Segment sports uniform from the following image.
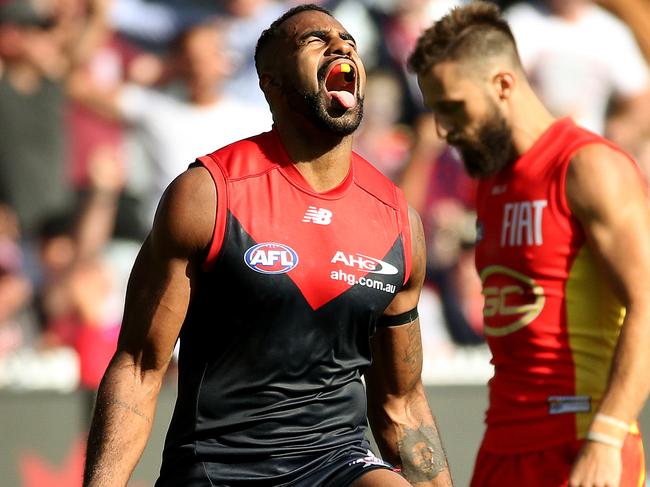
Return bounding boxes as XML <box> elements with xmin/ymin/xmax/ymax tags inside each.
<box><xmin>155</xmin><ymin>128</ymin><xmax>412</xmax><ymax>486</ymax></box>
<box><xmin>470</xmin><ymin>118</ymin><xmax>645</xmax><ymax>486</ymax></box>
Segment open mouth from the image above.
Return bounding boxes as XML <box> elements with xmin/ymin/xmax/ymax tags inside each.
<box><xmin>324</xmin><ymin>61</ymin><xmax>357</xmax><ymax>109</ymax></box>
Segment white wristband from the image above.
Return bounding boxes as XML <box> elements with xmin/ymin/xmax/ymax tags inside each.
<box><xmin>586</xmin><ymin>431</ymin><xmax>624</xmax><ymax>449</ymax></box>
<box><xmin>594</xmin><ymin>413</ymin><xmax>630</xmax><ymax>432</ymax></box>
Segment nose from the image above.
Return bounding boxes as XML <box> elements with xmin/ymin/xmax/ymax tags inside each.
<box><xmin>326</xmin><ymin>36</ymin><xmax>353</xmax><ymax>57</ymax></box>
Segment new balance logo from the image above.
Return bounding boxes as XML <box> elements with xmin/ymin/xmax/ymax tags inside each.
<box><xmin>302</xmin><ymin>206</ymin><xmax>333</xmax><ymax>225</ymax></box>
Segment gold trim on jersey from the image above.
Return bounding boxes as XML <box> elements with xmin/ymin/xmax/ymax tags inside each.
<box><xmin>566</xmin><ymin>245</ymin><xmax>625</xmax><ymax>437</ymax></box>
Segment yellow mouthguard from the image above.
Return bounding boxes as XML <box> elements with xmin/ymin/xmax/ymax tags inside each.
<box><xmin>340</xmin><ymin>63</ymin><xmax>351</xmax><ymax>73</ymax></box>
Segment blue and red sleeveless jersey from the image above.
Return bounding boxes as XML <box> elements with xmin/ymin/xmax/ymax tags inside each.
<box><xmin>158</xmin><ymin>128</ymin><xmax>412</xmax><ymax>483</ymax></box>
<box><xmin>475</xmin><ymin>118</ymin><xmax>639</xmax><ymax>453</ymax></box>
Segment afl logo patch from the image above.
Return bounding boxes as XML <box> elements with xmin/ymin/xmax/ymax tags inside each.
<box><xmin>244</xmin><ymin>243</ymin><xmax>299</xmax><ymax>274</ymax></box>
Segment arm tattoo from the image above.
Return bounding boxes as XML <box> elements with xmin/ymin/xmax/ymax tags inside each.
<box><xmin>398</xmin><ymin>423</ymin><xmax>448</xmax><ymax>482</ymax></box>
<box><xmin>106</xmin><ymin>398</ymin><xmax>152</xmax><ymax>423</ymax></box>
<box><xmin>402</xmin><ymin>322</ymin><xmax>423</xmax><ymax>376</ymax></box>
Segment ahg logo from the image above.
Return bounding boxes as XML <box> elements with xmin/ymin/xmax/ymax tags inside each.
<box><xmin>331</xmin><ymin>251</ymin><xmax>398</xmax><ymax>275</ymax></box>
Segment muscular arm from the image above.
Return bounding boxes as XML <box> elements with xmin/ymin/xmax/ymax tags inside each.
<box><xmin>83</xmin><ymin>167</ymin><xmax>215</xmax><ymax>487</ymax></box>
<box><xmin>566</xmin><ymin>145</ymin><xmax>650</xmax><ymax>486</ymax></box>
<box><xmin>365</xmin><ymin>207</ymin><xmax>453</xmax><ymax>486</ymax></box>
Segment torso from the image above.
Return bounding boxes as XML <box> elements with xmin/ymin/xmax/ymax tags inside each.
<box><xmin>475</xmin><ymin>118</ymin><xmax>630</xmax><ymax>453</ymax></box>
<box><xmin>158</xmin><ymin>129</ymin><xmax>412</xmax><ymax>483</ymax></box>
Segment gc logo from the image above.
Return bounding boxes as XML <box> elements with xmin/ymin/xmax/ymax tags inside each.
<box><xmin>480</xmin><ymin>265</ymin><xmax>545</xmax><ymax>337</ymax></box>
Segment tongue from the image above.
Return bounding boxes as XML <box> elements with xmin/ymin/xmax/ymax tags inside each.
<box><xmin>329</xmin><ymin>90</ymin><xmax>356</xmax><ymax>109</ymax></box>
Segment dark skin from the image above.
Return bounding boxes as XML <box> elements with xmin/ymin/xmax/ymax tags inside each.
<box><xmin>83</xmin><ymin>10</ymin><xmax>452</xmax><ymax>487</ymax></box>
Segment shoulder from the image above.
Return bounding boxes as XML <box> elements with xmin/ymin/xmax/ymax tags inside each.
<box><xmin>352</xmin><ymin>152</ymin><xmax>402</xmax><ymax>209</ymax></box>
<box><xmin>569</xmin><ymin>143</ymin><xmax>637</xmax><ymax>178</ymax></box>
<box><xmin>566</xmin><ymin>143</ymin><xmax>644</xmax><ymax>217</ymax></box>
<box><xmin>151</xmin><ymin>165</ymin><xmax>215</xmax><ymax>257</ymax></box>
<box><xmin>205</xmin><ymin>130</ymin><xmax>278</xmax><ymax>180</ymax></box>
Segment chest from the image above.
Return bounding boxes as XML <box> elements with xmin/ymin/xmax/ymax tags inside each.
<box><xmin>218</xmin><ymin>174</ymin><xmax>405</xmax><ymax>312</ymax></box>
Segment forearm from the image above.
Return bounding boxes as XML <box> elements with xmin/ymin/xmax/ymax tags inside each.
<box><xmin>84</xmin><ymin>352</ymin><xmax>163</xmax><ymax>487</ymax></box>
<box><xmin>75</xmin><ymin>189</ymin><xmax>119</xmax><ymax>261</ymax></box>
<box><xmin>369</xmin><ymin>384</ymin><xmax>453</xmax><ymax>486</ymax></box>
<box><xmin>596</xmin><ymin>308</ymin><xmax>650</xmax><ymax>423</ymax></box>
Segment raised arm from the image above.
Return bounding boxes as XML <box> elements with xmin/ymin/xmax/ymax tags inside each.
<box><xmin>566</xmin><ymin>145</ymin><xmax>650</xmax><ymax>487</ymax></box>
<box><xmin>83</xmin><ymin>166</ymin><xmax>215</xmax><ymax>487</ymax></box>
<box><xmin>365</xmin><ymin>207</ymin><xmax>453</xmax><ymax>486</ymax></box>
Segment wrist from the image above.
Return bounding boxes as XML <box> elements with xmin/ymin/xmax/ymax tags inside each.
<box><xmin>585</xmin><ymin>430</ymin><xmax>624</xmax><ymax>449</ymax></box>
<box><xmin>586</xmin><ymin>412</ymin><xmax>632</xmax><ymax>450</ymax></box>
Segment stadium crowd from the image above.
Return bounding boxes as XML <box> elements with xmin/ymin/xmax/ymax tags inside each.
<box><xmin>0</xmin><ymin>0</ymin><xmax>649</xmax><ymax>391</ymax></box>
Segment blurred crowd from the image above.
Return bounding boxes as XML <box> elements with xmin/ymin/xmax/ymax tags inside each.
<box><xmin>1</xmin><ymin>0</ymin><xmax>649</xmax><ymax>390</ymax></box>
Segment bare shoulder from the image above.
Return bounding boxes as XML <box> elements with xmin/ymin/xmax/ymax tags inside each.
<box><xmin>408</xmin><ymin>205</ymin><xmax>424</xmax><ymax>235</ymax></box>
<box><xmin>407</xmin><ymin>206</ymin><xmax>426</xmax><ymax>280</ymax></box>
<box><xmin>566</xmin><ymin>143</ymin><xmax>645</xmax><ymax>218</ymax></box>
<box><xmin>151</xmin><ymin>165</ymin><xmax>216</xmax><ymax>257</ymax></box>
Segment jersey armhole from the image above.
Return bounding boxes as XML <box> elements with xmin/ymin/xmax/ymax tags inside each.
<box><xmin>197</xmin><ymin>155</ymin><xmax>228</xmax><ymax>271</ymax></box>
<box><xmin>396</xmin><ymin>187</ymin><xmax>412</xmax><ymax>286</ymax></box>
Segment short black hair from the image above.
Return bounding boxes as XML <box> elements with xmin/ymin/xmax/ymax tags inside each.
<box><xmin>254</xmin><ymin>4</ymin><xmax>333</xmax><ymax>77</ymax></box>
<box><xmin>408</xmin><ymin>1</ymin><xmax>522</xmax><ymax>76</ymax></box>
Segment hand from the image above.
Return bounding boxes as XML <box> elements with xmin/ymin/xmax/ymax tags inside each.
<box><xmin>87</xmin><ymin>145</ymin><xmax>125</xmax><ymax>193</ymax></box>
<box><xmin>569</xmin><ymin>440</ymin><xmax>621</xmax><ymax>487</ymax></box>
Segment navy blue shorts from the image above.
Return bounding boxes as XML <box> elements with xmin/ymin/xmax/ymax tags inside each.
<box><xmin>155</xmin><ymin>446</ymin><xmax>396</xmax><ymax>487</ymax></box>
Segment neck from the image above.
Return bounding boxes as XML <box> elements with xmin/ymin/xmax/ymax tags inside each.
<box><xmin>274</xmin><ymin>116</ymin><xmax>354</xmax><ymax>193</ymax></box>
<box><xmin>509</xmin><ymin>85</ymin><xmax>556</xmax><ymax>157</ymax></box>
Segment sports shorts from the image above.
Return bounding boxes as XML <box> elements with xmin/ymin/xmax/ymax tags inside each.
<box><xmin>155</xmin><ymin>446</ymin><xmax>397</xmax><ymax>487</ymax></box>
<box><xmin>470</xmin><ymin>430</ymin><xmax>645</xmax><ymax>487</ymax></box>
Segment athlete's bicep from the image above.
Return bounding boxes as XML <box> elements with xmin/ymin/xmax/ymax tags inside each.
<box><xmin>384</xmin><ymin>206</ymin><xmax>426</xmax><ymax>316</ymax></box>
<box><xmin>566</xmin><ymin>145</ymin><xmax>650</xmax><ymax>306</ymax></box>
<box><xmin>367</xmin><ymin>207</ymin><xmax>426</xmax><ymax>396</ymax></box>
<box><xmin>116</xmin><ymin>167</ymin><xmax>216</xmax><ymax>375</ymax></box>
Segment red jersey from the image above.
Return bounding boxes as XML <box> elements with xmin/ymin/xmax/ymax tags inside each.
<box><xmin>157</xmin><ymin>128</ymin><xmax>412</xmax><ymax>484</ymax></box>
<box><xmin>475</xmin><ymin>118</ymin><xmax>636</xmax><ymax>453</ymax></box>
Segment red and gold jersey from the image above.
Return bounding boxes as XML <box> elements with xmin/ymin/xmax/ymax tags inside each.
<box><xmin>475</xmin><ymin>118</ymin><xmax>637</xmax><ymax>453</ymax></box>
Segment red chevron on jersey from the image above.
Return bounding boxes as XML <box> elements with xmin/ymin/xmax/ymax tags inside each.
<box><xmin>198</xmin><ymin>128</ymin><xmax>411</xmax><ymax>311</ymax></box>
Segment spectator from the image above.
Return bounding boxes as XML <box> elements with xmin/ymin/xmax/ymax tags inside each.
<box><xmin>38</xmin><ymin>150</ymin><xmax>124</xmax><ymax>390</ymax></box>
<box><xmin>400</xmin><ymin>115</ymin><xmax>483</xmax><ymax>345</ymax></box>
<box><xmin>596</xmin><ymin>0</ymin><xmax>650</xmax><ymax>63</ymax></box>
<box><xmin>353</xmin><ymin>69</ymin><xmax>412</xmax><ymax>181</ymax></box>
<box><xmin>68</xmin><ymin>20</ymin><xmax>272</xmax><ymax>224</ymax></box>
<box><xmin>217</xmin><ymin>0</ymin><xmax>286</xmax><ymax>108</ymax></box>
<box><xmin>0</xmin><ymin>2</ymin><xmax>72</xmax><ymax>238</ymax></box>
<box><xmin>0</xmin><ymin>205</ymin><xmax>37</xmax><ymax>357</ymax></box>
<box><xmin>380</xmin><ymin>0</ymin><xmax>467</xmax><ymax>122</ymax></box>
<box><xmin>505</xmin><ymin>0</ymin><xmax>650</xmax><ymax>149</ymax></box>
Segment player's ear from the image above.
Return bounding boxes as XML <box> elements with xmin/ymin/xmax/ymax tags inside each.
<box><xmin>492</xmin><ymin>70</ymin><xmax>516</xmax><ymax>101</ymax></box>
<box><xmin>259</xmin><ymin>72</ymin><xmax>280</xmax><ymax>95</ymax></box>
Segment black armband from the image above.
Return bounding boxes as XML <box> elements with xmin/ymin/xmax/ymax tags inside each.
<box><xmin>377</xmin><ymin>307</ymin><xmax>419</xmax><ymax>328</ymax></box>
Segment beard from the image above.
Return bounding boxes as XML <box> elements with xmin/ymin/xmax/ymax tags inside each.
<box><xmin>451</xmin><ymin>108</ymin><xmax>515</xmax><ymax>179</ymax></box>
<box><xmin>283</xmin><ymin>67</ymin><xmax>364</xmax><ymax>136</ymax></box>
